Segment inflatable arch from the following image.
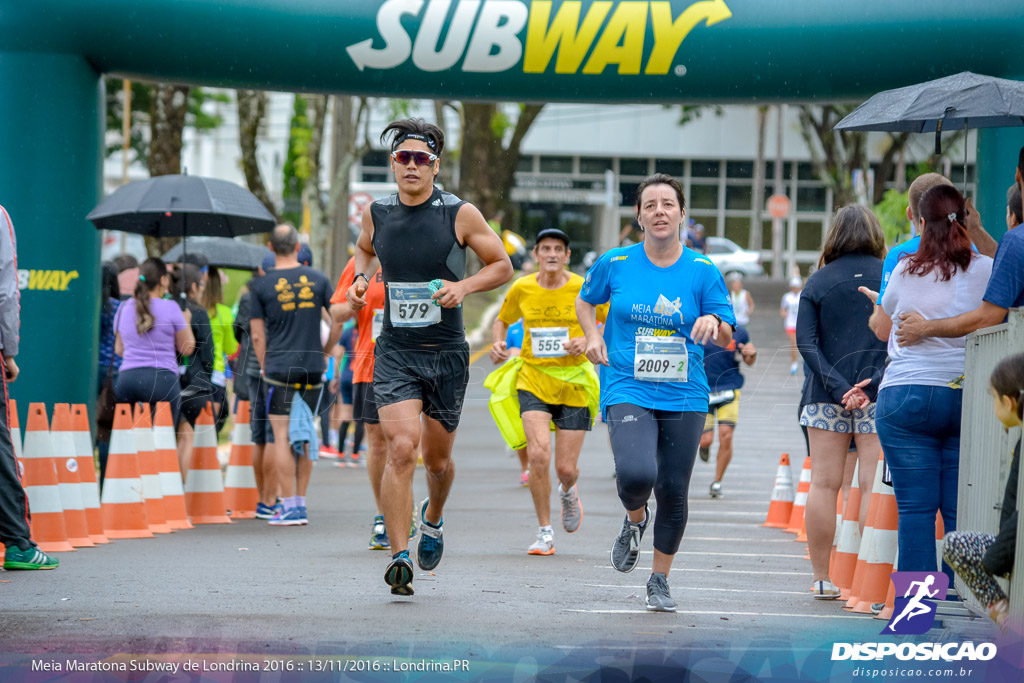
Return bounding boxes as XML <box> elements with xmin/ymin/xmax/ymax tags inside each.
<box><xmin>1</xmin><ymin>0</ymin><xmax>1022</xmax><ymax>406</ymax></box>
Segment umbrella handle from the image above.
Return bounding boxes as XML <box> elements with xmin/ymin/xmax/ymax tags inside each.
<box><xmin>934</xmin><ymin>119</ymin><xmax>943</xmax><ymax>156</ymax></box>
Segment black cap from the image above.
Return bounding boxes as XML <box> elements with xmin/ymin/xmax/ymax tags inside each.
<box><xmin>534</xmin><ymin>228</ymin><xmax>570</xmax><ymax>247</ymax></box>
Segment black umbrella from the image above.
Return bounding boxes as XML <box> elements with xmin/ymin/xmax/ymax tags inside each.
<box><xmin>87</xmin><ymin>174</ymin><xmax>276</xmax><ymax>238</ymax></box>
<box><xmin>834</xmin><ymin>72</ymin><xmax>1024</xmax><ymax>182</ymax></box>
<box><xmin>161</xmin><ymin>237</ymin><xmax>269</xmax><ymax>271</ymax></box>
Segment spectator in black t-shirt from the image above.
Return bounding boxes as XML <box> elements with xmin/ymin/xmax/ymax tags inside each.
<box><xmin>249</xmin><ymin>225</ymin><xmax>336</xmax><ymax>526</ymax></box>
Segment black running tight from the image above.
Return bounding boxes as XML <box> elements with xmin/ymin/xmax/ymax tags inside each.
<box><xmin>606</xmin><ymin>404</ymin><xmax>705</xmax><ymax>555</ymax></box>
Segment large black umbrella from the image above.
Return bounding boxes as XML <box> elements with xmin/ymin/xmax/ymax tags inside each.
<box><xmin>87</xmin><ymin>174</ymin><xmax>276</xmax><ymax>237</ymax></box>
<box><xmin>161</xmin><ymin>237</ymin><xmax>269</xmax><ymax>271</ymax></box>
<box><xmin>835</xmin><ymin>72</ymin><xmax>1024</xmax><ymax>163</ymax></box>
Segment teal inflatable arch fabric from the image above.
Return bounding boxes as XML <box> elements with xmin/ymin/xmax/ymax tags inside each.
<box><xmin>1</xmin><ymin>0</ymin><xmax>1023</xmax><ymax>411</ymax></box>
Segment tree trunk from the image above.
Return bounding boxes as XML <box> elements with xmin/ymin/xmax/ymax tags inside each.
<box><xmin>750</xmin><ymin>106</ymin><xmax>768</xmax><ymax>252</ymax></box>
<box><xmin>327</xmin><ymin>96</ymin><xmax>371</xmax><ymax>277</ymax></box>
<box><xmin>303</xmin><ymin>95</ymin><xmax>329</xmax><ymax>270</ymax></box>
<box><xmin>146</xmin><ymin>83</ymin><xmax>190</xmax><ymax>257</ymax></box>
<box><xmin>237</xmin><ymin>89</ymin><xmax>280</xmax><ymax>221</ymax></box>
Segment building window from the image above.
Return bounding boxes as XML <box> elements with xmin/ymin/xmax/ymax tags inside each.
<box><xmin>620</xmin><ymin>181</ymin><xmax>641</xmax><ymax>207</ymax></box>
<box><xmin>517</xmin><ymin>155</ymin><xmax>534</xmax><ymax>173</ymax></box>
<box><xmin>725</xmin><ymin>185</ymin><xmax>753</xmax><ymax>210</ymax></box>
<box><xmin>653</xmin><ymin>159</ymin><xmax>684</xmax><ymax>177</ymax></box>
<box><xmin>539</xmin><ymin>156</ymin><xmax>573</xmax><ymax>174</ymax></box>
<box><xmin>579</xmin><ymin>157</ymin><xmax>613</xmax><ymax>175</ymax></box>
<box><xmin>797</xmin><ymin>162</ymin><xmax>818</xmax><ymax>181</ymax></box>
<box><xmin>619</xmin><ymin>158</ymin><xmax>649</xmax><ymax>177</ymax></box>
<box><xmin>691</xmin><ymin>160</ymin><xmax>720</xmax><ymax>178</ymax></box>
<box><xmin>726</xmin><ymin>161</ymin><xmax>754</xmax><ymax>179</ymax></box>
<box><xmin>796</xmin><ymin>185</ymin><xmax>828</xmax><ymax>212</ymax></box>
<box><xmin>689</xmin><ymin>183</ymin><xmax>719</xmax><ymax>210</ymax></box>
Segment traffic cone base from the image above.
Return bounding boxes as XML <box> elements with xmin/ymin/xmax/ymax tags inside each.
<box><xmin>23</xmin><ymin>403</ymin><xmax>73</xmax><ymax>552</ymax></box>
<box><xmin>224</xmin><ymin>402</ymin><xmax>258</xmax><ymax>519</ymax></box>
<box><xmin>763</xmin><ymin>453</ymin><xmax>794</xmax><ymax>528</ymax></box>
<box><xmin>184</xmin><ymin>406</ymin><xmax>232</xmax><ymax>525</ymax></box>
<box><xmin>153</xmin><ymin>402</ymin><xmax>193</xmax><ymax>530</ymax></box>
<box><xmin>101</xmin><ymin>404</ymin><xmax>153</xmax><ymax>539</ymax></box>
<box><xmin>71</xmin><ymin>404</ymin><xmax>109</xmax><ymax>544</ymax></box>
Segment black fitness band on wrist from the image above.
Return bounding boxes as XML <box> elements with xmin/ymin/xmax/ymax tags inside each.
<box><xmin>353</xmin><ymin>272</ymin><xmax>369</xmax><ymax>285</ymax></box>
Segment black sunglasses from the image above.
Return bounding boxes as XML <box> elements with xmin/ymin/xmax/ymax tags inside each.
<box><xmin>391</xmin><ymin>149</ymin><xmax>438</xmax><ymax>166</ymax></box>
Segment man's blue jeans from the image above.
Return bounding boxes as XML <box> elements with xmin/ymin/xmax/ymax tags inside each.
<box><xmin>876</xmin><ymin>384</ymin><xmax>962</xmax><ymax>581</ymax></box>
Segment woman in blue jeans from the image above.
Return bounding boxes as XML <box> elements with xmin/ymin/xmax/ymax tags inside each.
<box><xmin>875</xmin><ymin>184</ymin><xmax>994</xmax><ymax>579</ymax></box>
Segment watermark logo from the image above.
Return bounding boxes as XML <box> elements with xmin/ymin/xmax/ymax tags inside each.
<box><xmin>882</xmin><ymin>571</ymin><xmax>948</xmax><ymax>635</ymax></box>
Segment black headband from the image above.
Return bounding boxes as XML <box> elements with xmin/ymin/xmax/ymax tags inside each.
<box><xmin>393</xmin><ymin>132</ymin><xmax>438</xmax><ymax>153</ymax></box>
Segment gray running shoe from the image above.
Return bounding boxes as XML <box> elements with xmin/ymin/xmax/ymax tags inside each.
<box><xmin>710</xmin><ymin>481</ymin><xmax>723</xmax><ymax>498</ymax></box>
<box><xmin>698</xmin><ymin>445</ymin><xmax>710</xmax><ymax>462</ymax></box>
<box><xmin>559</xmin><ymin>483</ymin><xmax>582</xmax><ymax>533</ymax></box>
<box><xmin>527</xmin><ymin>530</ymin><xmax>555</xmax><ymax>556</ymax></box>
<box><xmin>646</xmin><ymin>572</ymin><xmax>676</xmax><ymax>612</ymax></box>
<box><xmin>610</xmin><ymin>505</ymin><xmax>648</xmax><ymax>573</ymax></box>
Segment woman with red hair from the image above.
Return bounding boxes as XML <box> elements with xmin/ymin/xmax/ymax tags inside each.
<box><xmin>875</xmin><ymin>184</ymin><xmax>994</xmax><ymax>580</ymax></box>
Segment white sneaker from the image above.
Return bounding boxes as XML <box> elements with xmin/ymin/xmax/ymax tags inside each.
<box><xmin>790</xmin><ymin>362</ymin><xmax>799</xmax><ymax>375</ymax></box>
<box><xmin>527</xmin><ymin>530</ymin><xmax>555</xmax><ymax>556</ymax></box>
<box><xmin>559</xmin><ymin>484</ymin><xmax>582</xmax><ymax>533</ymax></box>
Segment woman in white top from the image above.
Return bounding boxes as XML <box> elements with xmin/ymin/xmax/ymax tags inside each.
<box><xmin>727</xmin><ymin>272</ymin><xmax>754</xmax><ymax>327</ymax></box>
<box><xmin>780</xmin><ymin>277</ymin><xmax>802</xmax><ymax>374</ymax></box>
<box><xmin>872</xmin><ymin>184</ymin><xmax>993</xmax><ymax>579</ymax></box>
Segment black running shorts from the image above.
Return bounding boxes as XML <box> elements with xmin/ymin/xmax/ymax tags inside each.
<box><xmin>517</xmin><ymin>390</ymin><xmax>591</xmax><ymax>432</ymax></box>
<box><xmin>353</xmin><ymin>381</ymin><xmax>380</xmax><ymax>424</ymax></box>
<box><xmin>265</xmin><ymin>381</ymin><xmax>323</xmax><ymax>417</ymax></box>
<box><xmin>373</xmin><ymin>336</ymin><xmax>470</xmax><ymax>433</ymax></box>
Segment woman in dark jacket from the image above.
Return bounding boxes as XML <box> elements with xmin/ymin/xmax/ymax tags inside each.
<box><xmin>171</xmin><ymin>263</ymin><xmax>214</xmax><ymax>476</ymax></box>
<box><xmin>942</xmin><ymin>352</ymin><xmax>1021</xmax><ymax>632</ymax></box>
<box><xmin>797</xmin><ymin>205</ymin><xmax>888</xmax><ymax>599</ymax></box>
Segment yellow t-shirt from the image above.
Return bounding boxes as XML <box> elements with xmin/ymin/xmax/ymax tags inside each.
<box><xmin>498</xmin><ymin>272</ymin><xmax>606</xmax><ymax>407</ymax></box>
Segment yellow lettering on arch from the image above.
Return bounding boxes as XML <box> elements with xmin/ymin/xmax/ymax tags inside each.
<box><xmin>28</xmin><ymin>270</ymin><xmax>48</xmax><ymax>290</ymax></box>
<box><xmin>645</xmin><ymin>0</ymin><xmax>732</xmax><ymax>75</ymax></box>
<box><xmin>582</xmin><ymin>2</ymin><xmax>647</xmax><ymax>75</ymax></box>
<box><xmin>59</xmin><ymin>270</ymin><xmax>79</xmax><ymax>291</ymax></box>
<box><xmin>524</xmin><ymin>1</ymin><xmax>612</xmax><ymax>74</ymax></box>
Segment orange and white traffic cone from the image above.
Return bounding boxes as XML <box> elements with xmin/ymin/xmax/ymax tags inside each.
<box><xmin>50</xmin><ymin>404</ymin><xmax>93</xmax><ymax>547</ymax></box>
<box><xmin>763</xmin><ymin>453</ymin><xmax>794</xmax><ymax>528</ymax></box>
<box><xmin>834</xmin><ymin>462</ymin><xmax>862</xmax><ymax>599</ymax></box>
<box><xmin>101</xmin><ymin>404</ymin><xmax>152</xmax><ymax>539</ymax></box>
<box><xmin>22</xmin><ymin>403</ymin><xmax>72</xmax><ymax>552</ymax></box>
<box><xmin>134</xmin><ymin>404</ymin><xmax>170</xmax><ymax>534</ymax></box>
<box><xmin>224</xmin><ymin>401</ymin><xmax>258</xmax><ymax>519</ymax></box>
<box><xmin>153</xmin><ymin>402</ymin><xmax>192</xmax><ymax>530</ymax></box>
<box><xmin>71</xmin><ymin>404</ymin><xmax>108</xmax><ymax>544</ymax></box>
<box><xmin>845</xmin><ymin>452</ymin><xmax>897</xmax><ymax>613</ymax></box>
<box><xmin>785</xmin><ymin>456</ymin><xmax>811</xmax><ymax>535</ymax></box>
<box><xmin>184</xmin><ymin>405</ymin><xmax>232</xmax><ymax>524</ymax></box>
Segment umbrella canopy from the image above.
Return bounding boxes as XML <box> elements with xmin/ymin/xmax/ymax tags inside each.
<box><xmin>161</xmin><ymin>236</ymin><xmax>270</xmax><ymax>271</ymax></box>
<box><xmin>835</xmin><ymin>71</ymin><xmax>1024</xmax><ymax>136</ymax></box>
<box><xmin>87</xmin><ymin>174</ymin><xmax>275</xmax><ymax>237</ymax></box>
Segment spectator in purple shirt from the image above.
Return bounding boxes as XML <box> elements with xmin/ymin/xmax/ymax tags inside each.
<box><xmin>114</xmin><ymin>258</ymin><xmax>195</xmax><ymax>432</ymax></box>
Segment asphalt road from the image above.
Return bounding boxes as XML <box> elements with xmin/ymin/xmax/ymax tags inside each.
<box><xmin>0</xmin><ymin>280</ymin><xmax>981</xmax><ymax>680</ymax></box>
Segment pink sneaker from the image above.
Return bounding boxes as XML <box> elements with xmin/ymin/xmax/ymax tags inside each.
<box><xmin>520</xmin><ymin>470</ymin><xmax>530</xmax><ymax>487</ymax></box>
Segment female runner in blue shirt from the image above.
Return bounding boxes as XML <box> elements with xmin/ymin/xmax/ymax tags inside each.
<box><xmin>577</xmin><ymin>173</ymin><xmax>736</xmax><ymax>612</ymax></box>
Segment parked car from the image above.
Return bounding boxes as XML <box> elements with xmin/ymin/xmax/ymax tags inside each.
<box><xmin>704</xmin><ymin>236</ymin><xmax>764</xmax><ymax>278</ymax></box>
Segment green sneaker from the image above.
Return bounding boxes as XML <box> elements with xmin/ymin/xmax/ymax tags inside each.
<box><xmin>4</xmin><ymin>545</ymin><xmax>59</xmax><ymax>570</ymax></box>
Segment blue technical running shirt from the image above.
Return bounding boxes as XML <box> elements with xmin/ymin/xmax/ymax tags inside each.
<box><xmin>580</xmin><ymin>242</ymin><xmax>736</xmax><ymax>412</ymax></box>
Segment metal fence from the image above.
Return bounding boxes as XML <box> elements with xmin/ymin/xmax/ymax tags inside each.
<box><xmin>958</xmin><ymin>308</ymin><xmax>1023</xmax><ymax>625</ymax></box>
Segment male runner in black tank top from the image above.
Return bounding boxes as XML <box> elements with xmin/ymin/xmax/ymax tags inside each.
<box><xmin>346</xmin><ymin>119</ymin><xmax>512</xmax><ymax>596</ymax></box>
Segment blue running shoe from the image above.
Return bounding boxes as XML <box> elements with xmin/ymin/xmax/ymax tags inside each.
<box><xmin>268</xmin><ymin>507</ymin><xmax>305</xmax><ymax>526</ymax></box>
<box><xmin>385</xmin><ymin>550</ymin><xmax>414</xmax><ymax>595</ymax></box>
<box><xmin>369</xmin><ymin>515</ymin><xmax>390</xmax><ymax>550</ymax></box>
<box><xmin>296</xmin><ymin>507</ymin><xmax>309</xmax><ymax>525</ymax></box>
<box><xmin>255</xmin><ymin>501</ymin><xmax>282</xmax><ymax>520</ymax></box>
<box><xmin>416</xmin><ymin>497</ymin><xmax>444</xmax><ymax>571</ymax></box>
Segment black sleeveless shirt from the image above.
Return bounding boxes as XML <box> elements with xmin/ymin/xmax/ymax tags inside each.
<box><xmin>371</xmin><ymin>187</ymin><xmax>467</xmax><ymax>345</ymax></box>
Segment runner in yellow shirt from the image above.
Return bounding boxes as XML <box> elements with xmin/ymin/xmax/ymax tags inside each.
<box><xmin>490</xmin><ymin>228</ymin><xmax>604</xmax><ymax>555</ymax></box>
